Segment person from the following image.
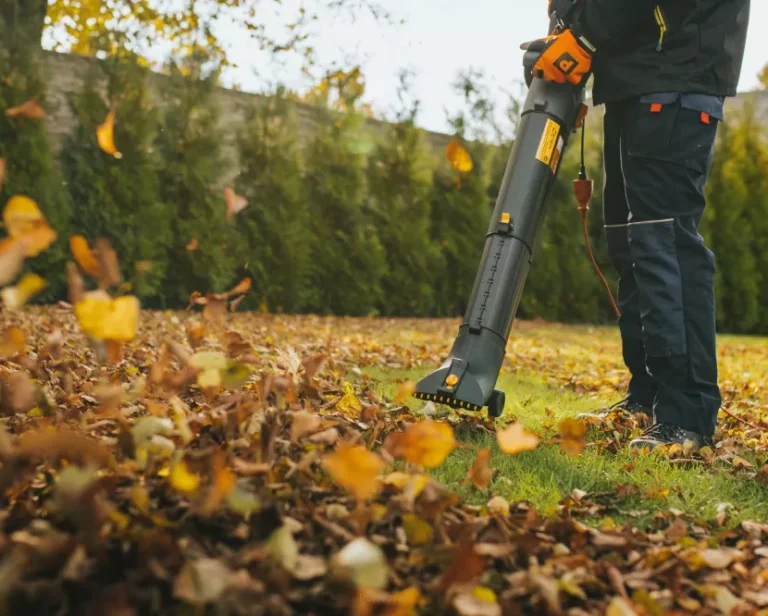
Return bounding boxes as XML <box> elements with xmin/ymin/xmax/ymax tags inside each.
<box><xmin>523</xmin><ymin>0</ymin><xmax>751</xmax><ymax>449</ymax></box>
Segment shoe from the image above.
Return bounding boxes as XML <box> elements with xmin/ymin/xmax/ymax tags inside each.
<box><xmin>577</xmin><ymin>397</ymin><xmax>652</xmax><ymax>423</ymax></box>
<box><xmin>630</xmin><ymin>422</ymin><xmax>710</xmax><ymax>450</ymax></box>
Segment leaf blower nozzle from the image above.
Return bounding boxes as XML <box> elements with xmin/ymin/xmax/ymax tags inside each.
<box><xmin>415</xmin><ymin>77</ymin><xmax>587</xmax><ymax>418</ymax></box>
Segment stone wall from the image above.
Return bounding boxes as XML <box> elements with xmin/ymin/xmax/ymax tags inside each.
<box><xmin>41</xmin><ymin>51</ymin><xmax>455</xmax><ymax>177</ymax></box>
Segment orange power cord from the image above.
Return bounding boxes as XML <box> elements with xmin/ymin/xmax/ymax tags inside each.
<box><xmin>574</xmin><ymin>120</ymin><xmax>622</xmax><ymax>320</ymax></box>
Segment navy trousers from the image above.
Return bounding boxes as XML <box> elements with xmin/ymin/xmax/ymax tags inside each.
<box><xmin>603</xmin><ymin>97</ymin><xmax>721</xmax><ymax>436</ymax></box>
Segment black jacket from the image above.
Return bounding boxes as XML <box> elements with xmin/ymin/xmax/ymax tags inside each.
<box><xmin>568</xmin><ymin>0</ymin><xmax>751</xmax><ymax>105</ymax></box>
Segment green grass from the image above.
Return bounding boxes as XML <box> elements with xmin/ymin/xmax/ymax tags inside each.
<box><xmin>364</xmin><ymin>367</ymin><xmax>768</xmax><ymax>527</ymax></box>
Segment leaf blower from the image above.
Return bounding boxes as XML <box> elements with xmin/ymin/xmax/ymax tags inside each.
<box><xmin>414</xmin><ymin>11</ymin><xmax>608</xmax><ymax>418</ymax></box>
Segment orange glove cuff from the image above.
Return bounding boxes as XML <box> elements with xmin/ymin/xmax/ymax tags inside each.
<box><xmin>534</xmin><ymin>30</ymin><xmax>592</xmax><ymax>85</ymax></box>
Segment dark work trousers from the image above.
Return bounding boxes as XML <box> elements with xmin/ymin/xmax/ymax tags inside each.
<box><xmin>602</xmin><ymin>98</ymin><xmax>721</xmax><ymax>436</ymax></box>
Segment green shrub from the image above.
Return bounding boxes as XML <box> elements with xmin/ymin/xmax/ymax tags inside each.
<box><xmin>235</xmin><ymin>88</ymin><xmax>310</xmax><ymax>313</ymax></box>
<box><xmin>60</xmin><ymin>58</ymin><xmax>171</xmax><ymax>303</ymax></box>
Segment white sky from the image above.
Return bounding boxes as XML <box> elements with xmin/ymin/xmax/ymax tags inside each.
<box><xmin>222</xmin><ymin>0</ymin><xmax>766</xmax><ymax>134</ymax></box>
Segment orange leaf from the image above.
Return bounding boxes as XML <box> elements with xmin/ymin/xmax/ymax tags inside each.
<box><xmin>227</xmin><ymin>277</ymin><xmax>252</xmax><ymax>297</ymax></box>
<box><xmin>5</xmin><ymin>99</ymin><xmax>45</xmax><ymax>120</ymax></box>
<box><xmin>497</xmin><ymin>423</ymin><xmax>540</xmax><ymax>455</ymax></box>
<box><xmin>439</xmin><ymin>539</ymin><xmax>484</xmax><ymax>591</ymax></box>
<box><xmin>445</xmin><ymin>139</ymin><xmax>473</xmax><ymax>173</ymax></box>
<box><xmin>96</xmin><ymin>109</ymin><xmax>122</xmax><ymax>158</ymax></box>
<box><xmin>69</xmin><ymin>235</ymin><xmax>101</xmax><ymax>277</ymax></box>
<box><xmin>466</xmin><ymin>448</ymin><xmax>493</xmax><ymax>489</ymax></box>
<box><xmin>186</xmin><ymin>238</ymin><xmax>199</xmax><ymax>251</ymax></box>
<box><xmin>559</xmin><ymin>417</ymin><xmax>587</xmax><ymax>456</ymax></box>
<box><xmin>389</xmin><ymin>420</ymin><xmax>456</xmax><ymax>468</ymax></box>
<box><xmin>322</xmin><ymin>444</ymin><xmax>385</xmax><ymax>501</ymax></box>
<box><xmin>0</xmin><ymin>238</ymin><xmax>26</xmax><ymax>286</ymax></box>
<box><xmin>2</xmin><ymin>196</ymin><xmax>56</xmax><ymax>257</ymax></box>
<box><xmin>0</xmin><ymin>158</ymin><xmax>6</xmax><ymax>193</ymax></box>
<box><xmin>224</xmin><ymin>187</ymin><xmax>248</xmax><ymax>221</ymax></box>
<box><xmin>394</xmin><ymin>380</ymin><xmax>416</xmax><ymax>404</ymax></box>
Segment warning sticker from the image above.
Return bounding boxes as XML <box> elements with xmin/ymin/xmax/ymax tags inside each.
<box><xmin>535</xmin><ymin>119</ymin><xmax>561</xmax><ymax>168</ymax></box>
<box><xmin>550</xmin><ymin>135</ymin><xmax>565</xmax><ymax>172</ymax></box>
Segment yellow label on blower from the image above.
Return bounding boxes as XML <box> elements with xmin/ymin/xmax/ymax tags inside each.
<box><xmin>535</xmin><ymin>119</ymin><xmax>561</xmax><ymax>168</ymax></box>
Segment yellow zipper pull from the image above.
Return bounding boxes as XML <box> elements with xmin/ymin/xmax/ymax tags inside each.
<box><xmin>654</xmin><ymin>5</ymin><xmax>667</xmax><ymax>51</ymax></box>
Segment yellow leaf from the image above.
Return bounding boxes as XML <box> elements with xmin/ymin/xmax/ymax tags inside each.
<box><xmin>0</xmin><ymin>327</ymin><xmax>25</xmax><ymax>357</ymax></box>
<box><xmin>197</xmin><ymin>368</ymin><xmax>222</xmax><ymax>389</ymax></box>
<box><xmin>170</xmin><ymin>460</ymin><xmax>201</xmax><ymax>494</ymax></box>
<box><xmin>402</xmin><ymin>514</ymin><xmax>433</xmax><ymax>546</ymax></box>
<box><xmin>97</xmin><ymin>109</ymin><xmax>123</xmax><ymax>159</ymax></box>
<box><xmin>445</xmin><ymin>139</ymin><xmax>473</xmax><ymax>173</ymax></box>
<box><xmin>131</xmin><ymin>483</ymin><xmax>150</xmax><ymax>513</ymax></box>
<box><xmin>190</xmin><ymin>351</ymin><xmax>228</xmax><ymax>370</ymax></box>
<box><xmin>336</xmin><ymin>382</ymin><xmax>363</xmax><ymax>417</ymax></box>
<box><xmin>2</xmin><ymin>197</ymin><xmax>57</xmax><ymax>258</ymax></box>
<box><xmin>1</xmin><ymin>273</ymin><xmax>46</xmax><ymax>309</ymax></box>
<box><xmin>322</xmin><ymin>444</ymin><xmax>384</xmax><ymax>501</ymax></box>
<box><xmin>559</xmin><ymin>417</ymin><xmax>587</xmax><ymax>456</ymax></box>
<box><xmin>74</xmin><ymin>293</ymin><xmax>140</xmax><ymax>342</ymax></box>
<box><xmin>497</xmin><ymin>423</ymin><xmax>540</xmax><ymax>455</ymax></box>
<box><xmin>606</xmin><ymin>597</ymin><xmax>637</xmax><ymax>616</ymax></box>
<box><xmin>394</xmin><ymin>380</ymin><xmax>416</xmax><ymax>404</ymax></box>
<box><xmin>69</xmin><ymin>235</ymin><xmax>101</xmax><ymax>276</ymax></box>
<box><xmin>5</xmin><ymin>99</ymin><xmax>45</xmax><ymax>120</ymax></box>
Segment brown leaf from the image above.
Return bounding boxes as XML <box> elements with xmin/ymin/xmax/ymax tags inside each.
<box><xmin>224</xmin><ymin>187</ymin><xmax>248</xmax><ymax>221</ymax></box>
<box><xmin>466</xmin><ymin>448</ymin><xmax>493</xmax><ymax>489</ymax></box>
<box><xmin>559</xmin><ymin>417</ymin><xmax>587</xmax><ymax>456</ymax></box>
<box><xmin>94</xmin><ymin>238</ymin><xmax>122</xmax><ymax>288</ymax></box>
<box><xmin>6</xmin><ymin>99</ymin><xmax>45</xmax><ymax>120</ymax></box>
<box><xmin>291</xmin><ymin>411</ymin><xmax>322</xmax><ymax>441</ymax></box>
<box><xmin>0</xmin><ymin>158</ymin><xmax>6</xmax><ymax>192</ymax></box>
<box><xmin>67</xmin><ymin>261</ymin><xmax>85</xmax><ymax>304</ymax></box>
<box><xmin>0</xmin><ymin>238</ymin><xmax>26</xmax><ymax>286</ymax></box>
<box><xmin>1</xmin><ymin>371</ymin><xmax>37</xmax><ymax>414</ymax></box>
<box><xmin>439</xmin><ymin>539</ymin><xmax>484</xmax><ymax>591</ymax></box>
<box><xmin>15</xmin><ymin>427</ymin><xmax>114</xmax><ymax>467</ymax></box>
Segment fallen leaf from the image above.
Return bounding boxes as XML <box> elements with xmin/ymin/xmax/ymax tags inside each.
<box><xmin>291</xmin><ymin>411</ymin><xmax>322</xmax><ymax>440</ymax></box>
<box><xmin>487</xmin><ymin>495</ymin><xmax>510</xmax><ymax>516</ymax></box>
<box><xmin>446</xmin><ymin>139</ymin><xmax>473</xmax><ymax>173</ymax></box>
<box><xmin>169</xmin><ymin>459</ymin><xmax>201</xmax><ymax>495</ymax></box>
<box><xmin>439</xmin><ymin>540</ymin><xmax>484</xmax><ymax>590</ymax></box>
<box><xmin>402</xmin><ymin>514</ymin><xmax>433</xmax><ymax>546</ymax></box>
<box><xmin>336</xmin><ymin>382</ymin><xmax>363</xmax><ymax>417</ymax></box>
<box><xmin>606</xmin><ymin>597</ymin><xmax>637</xmax><ymax>616</ymax></box>
<box><xmin>1</xmin><ymin>273</ymin><xmax>46</xmax><ymax>309</ymax></box>
<box><xmin>331</xmin><ymin>538</ymin><xmax>388</xmax><ymax>590</ymax></box>
<box><xmin>69</xmin><ymin>235</ymin><xmax>101</xmax><ymax>277</ymax></box>
<box><xmin>2</xmin><ymin>371</ymin><xmax>37</xmax><ymax>413</ymax></box>
<box><xmin>224</xmin><ymin>187</ymin><xmax>248</xmax><ymax>221</ymax></box>
<box><xmin>0</xmin><ymin>327</ymin><xmax>25</xmax><ymax>358</ymax></box>
<box><xmin>96</xmin><ymin>109</ymin><xmax>123</xmax><ymax>159</ymax></box>
<box><xmin>497</xmin><ymin>423</ymin><xmax>540</xmax><ymax>455</ymax></box>
<box><xmin>452</xmin><ymin>586</ymin><xmax>501</xmax><ymax>616</ymax></box>
<box><xmin>265</xmin><ymin>525</ymin><xmax>299</xmax><ymax>570</ymax></box>
<box><xmin>323</xmin><ymin>445</ymin><xmax>384</xmax><ymax>501</ymax></box>
<box><xmin>173</xmin><ymin>558</ymin><xmax>232</xmax><ymax>605</ymax></box>
<box><xmin>5</xmin><ymin>99</ymin><xmax>45</xmax><ymax>120</ymax></box>
<box><xmin>293</xmin><ymin>554</ymin><xmax>328</xmax><ymax>581</ymax></box>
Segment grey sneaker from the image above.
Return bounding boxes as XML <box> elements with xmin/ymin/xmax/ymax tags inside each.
<box><xmin>630</xmin><ymin>422</ymin><xmax>710</xmax><ymax>451</ymax></box>
<box><xmin>577</xmin><ymin>397</ymin><xmax>652</xmax><ymax>422</ymax></box>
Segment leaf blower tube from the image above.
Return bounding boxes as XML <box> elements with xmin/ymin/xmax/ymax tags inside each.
<box><xmin>414</xmin><ymin>70</ymin><xmax>586</xmax><ymax>418</ymax></box>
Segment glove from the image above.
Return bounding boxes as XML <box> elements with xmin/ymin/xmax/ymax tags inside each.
<box><xmin>521</xmin><ymin>30</ymin><xmax>593</xmax><ymax>87</ymax></box>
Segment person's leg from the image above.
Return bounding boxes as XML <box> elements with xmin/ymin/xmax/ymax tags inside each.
<box><xmin>602</xmin><ymin>102</ymin><xmax>657</xmax><ymax>409</ymax></box>
<box><xmin>619</xmin><ymin>99</ymin><xmax>721</xmax><ymax>438</ymax></box>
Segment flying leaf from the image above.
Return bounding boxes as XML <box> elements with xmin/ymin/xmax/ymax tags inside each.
<box><xmin>170</xmin><ymin>459</ymin><xmax>201</xmax><ymax>495</ymax></box>
<box><xmin>445</xmin><ymin>139</ymin><xmax>473</xmax><ymax>173</ymax></box>
<box><xmin>322</xmin><ymin>444</ymin><xmax>385</xmax><ymax>501</ymax></box>
<box><xmin>497</xmin><ymin>423</ymin><xmax>540</xmax><ymax>455</ymax></box>
<box><xmin>264</xmin><ymin>525</ymin><xmax>299</xmax><ymax>570</ymax></box>
<box><xmin>402</xmin><ymin>514</ymin><xmax>433</xmax><ymax>546</ymax></box>
<box><xmin>0</xmin><ymin>158</ymin><xmax>6</xmax><ymax>192</ymax></box>
<box><xmin>466</xmin><ymin>448</ymin><xmax>493</xmax><ymax>489</ymax></box>
<box><xmin>1</xmin><ymin>273</ymin><xmax>46</xmax><ymax>309</ymax></box>
<box><xmin>224</xmin><ymin>187</ymin><xmax>248</xmax><ymax>221</ymax></box>
<box><xmin>186</xmin><ymin>238</ymin><xmax>199</xmax><ymax>251</ymax></box>
<box><xmin>5</xmin><ymin>99</ymin><xmax>45</xmax><ymax>120</ymax></box>
<box><xmin>0</xmin><ymin>238</ymin><xmax>26</xmax><ymax>286</ymax></box>
<box><xmin>394</xmin><ymin>380</ymin><xmax>416</xmax><ymax>404</ymax></box>
<box><xmin>559</xmin><ymin>417</ymin><xmax>587</xmax><ymax>456</ymax></box>
<box><xmin>69</xmin><ymin>235</ymin><xmax>100</xmax><ymax>277</ymax></box>
<box><xmin>93</xmin><ymin>237</ymin><xmax>122</xmax><ymax>288</ymax></box>
<box><xmin>395</xmin><ymin>420</ymin><xmax>456</xmax><ymax>468</ymax></box>
<box><xmin>173</xmin><ymin>558</ymin><xmax>233</xmax><ymax>606</ymax></box>
<box><xmin>3</xmin><ymin>196</ymin><xmax>57</xmax><ymax>257</ymax></box>
<box><xmin>0</xmin><ymin>327</ymin><xmax>25</xmax><ymax>358</ymax></box>
<box><xmin>74</xmin><ymin>293</ymin><xmax>140</xmax><ymax>342</ymax></box>
<box><xmin>227</xmin><ymin>277</ymin><xmax>252</xmax><ymax>297</ymax></box>
<box><xmin>96</xmin><ymin>109</ymin><xmax>123</xmax><ymax>159</ymax></box>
